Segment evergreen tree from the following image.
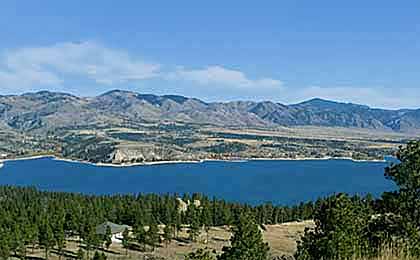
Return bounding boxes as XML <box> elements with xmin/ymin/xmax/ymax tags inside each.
<box><xmin>76</xmin><ymin>247</ymin><xmax>85</xmax><ymax>260</ymax></box>
<box><xmin>92</xmin><ymin>251</ymin><xmax>107</xmax><ymax>260</ymax></box>
<box><xmin>385</xmin><ymin>141</ymin><xmax>420</xmax><ymax>227</ymax></box>
<box><xmin>38</xmin><ymin>220</ymin><xmax>55</xmax><ymax>260</ymax></box>
<box><xmin>82</xmin><ymin>221</ymin><xmax>97</xmax><ymax>259</ymax></box>
<box><xmin>54</xmin><ymin>221</ymin><xmax>66</xmax><ymax>260</ymax></box>
<box><xmin>0</xmin><ymin>186</ymin><xmax>316</xmax><ymax>260</ymax></box>
<box><xmin>189</xmin><ymin>217</ymin><xmax>201</xmax><ymax>242</ymax></box>
<box><xmin>26</xmin><ymin>223</ymin><xmax>38</xmax><ymax>253</ymax></box>
<box><xmin>185</xmin><ymin>248</ymin><xmax>216</xmax><ymax>260</ymax></box>
<box><xmin>146</xmin><ymin>222</ymin><xmax>160</xmax><ymax>251</ymax></box>
<box><xmin>201</xmin><ymin>205</ymin><xmax>212</xmax><ymax>243</ymax></box>
<box><xmin>122</xmin><ymin>228</ymin><xmax>130</xmax><ymax>255</ymax></box>
<box><xmin>104</xmin><ymin>226</ymin><xmax>112</xmax><ymax>249</ymax></box>
<box><xmin>0</xmin><ymin>233</ymin><xmax>11</xmax><ymax>260</ymax></box>
<box><xmin>163</xmin><ymin>224</ymin><xmax>173</xmax><ymax>247</ymax></box>
<box><xmin>384</xmin><ymin>141</ymin><xmax>420</xmax><ymax>254</ymax></box>
<box><xmin>188</xmin><ymin>204</ymin><xmax>201</xmax><ymax>242</ymax></box>
<box><xmin>134</xmin><ymin>224</ymin><xmax>147</xmax><ymax>251</ymax></box>
<box><xmin>295</xmin><ymin>194</ymin><xmax>370</xmax><ymax>260</ymax></box>
<box><xmin>218</xmin><ymin>214</ymin><xmax>269</xmax><ymax>260</ymax></box>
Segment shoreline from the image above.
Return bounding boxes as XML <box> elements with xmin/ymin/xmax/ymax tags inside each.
<box><xmin>0</xmin><ymin>154</ymin><xmax>387</xmax><ymax>168</ymax></box>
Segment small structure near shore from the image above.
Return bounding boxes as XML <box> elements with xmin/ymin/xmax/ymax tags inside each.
<box><xmin>96</xmin><ymin>221</ymin><xmax>131</xmax><ymax>243</ymax></box>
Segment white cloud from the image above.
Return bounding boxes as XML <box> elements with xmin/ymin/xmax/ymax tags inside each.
<box><xmin>0</xmin><ymin>42</ymin><xmax>282</xmax><ymax>94</ymax></box>
<box><xmin>0</xmin><ymin>42</ymin><xmax>417</xmax><ymax>109</ymax></box>
<box><xmin>0</xmin><ymin>41</ymin><xmax>160</xmax><ymax>91</ymax></box>
<box><xmin>169</xmin><ymin>66</ymin><xmax>283</xmax><ymax>89</ymax></box>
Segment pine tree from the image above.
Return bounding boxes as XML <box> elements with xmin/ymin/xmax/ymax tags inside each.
<box><xmin>189</xmin><ymin>218</ymin><xmax>201</xmax><ymax>242</ymax></box>
<box><xmin>134</xmin><ymin>224</ymin><xmax>147</xmax><ymax>251</ymax></box>
<box><xmin>294</xmin><ymin>194</ymin><xmax>369</xmax><ymax>260</ymax></box>
<box><xmin>385</xmin><ymin>141</ymin><xmax>420</xmax><ymax>227</ymax></box>
<box><xmin>217</xmin><ymin>214</ymin><xmax>269</xmax><ymax>260</ymax></box>
<box><xmin>92</xmin><ymin>251</ymin><xmax>107</xmax><ymax>260</ymax></box>
<box><xmin>0</xmin><ymin>231</ymin><xmax>11</xmax><ymax>260</ymax></box>
<box><xmin>122</xmin><ymin>228</ymin><xmax>130</xmax><ymax>255</ymax></box>
<box><xmin>76</xmin><ymin>247</ymin><xmax>85</xmax><ymax>260</ymax></box>
<box><xmin>54</xmin><ymin>221</ymin><xmax>66</xmax><ymax>260</ymax></box>
<box><xmin>26</xmin><ymin>223</ymin><xmax>38</xmax><ymax>253</ymax></box>
<box><xmin>82</xmin><ymin>221</ymin><xmax>97</xmax><ymax>259</ymax></box>
<box><xmin>146</xmin><ymin>222</ymin><xmax>160</xmax><ymax>252</ymax></box>
<box><xmin>188</xmin><ymin>205</ymin><xmax>201</xmax><ymax>242</ymax></box>
<box><xmin>104</xmin><ymin>226</ymin><xmax>112</xmax><ymax>249</ymax></box>
<box><xmin>185</xmin><ymin>248</ymin><xmax>216</xmax><ymax>260</ymax></box>
<box><xmin>384</xmin><ymin>141</ymin><xmax>420</xmax><ymax>254</ymax></box>
<box><xmin>201</xmin><ymin>206</ymin><xmax>212</xmax><ymax>243</ymax></box>
<box><xmin>163</xmin><ymin>225</ymin><xmax>173</xmax><ymax>247</ymax></box>
<box><xmin>38</xmin><ymin>220</ymin><xmax>55</xmax><ymax>260</ymax></box>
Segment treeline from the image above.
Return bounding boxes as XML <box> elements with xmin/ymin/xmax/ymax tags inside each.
<box><xmin>0</xmin><ymin>187</ymin><xmax>313</xmax><ymax>259</ymax></box>
<box><xmin>295</xmin><ymin>141</ymin><xmax>420</xmax><ymax>259</ymax></box>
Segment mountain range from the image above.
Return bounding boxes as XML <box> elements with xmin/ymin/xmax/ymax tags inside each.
<box><xmin>1</xmin><ymin>90</ymin><xmax>420</xmax><ymax>133</ymax></box>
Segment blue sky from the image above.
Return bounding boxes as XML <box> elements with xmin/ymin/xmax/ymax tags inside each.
<box><xmin>0</xmin><ymin>1</ymin><xmax>419</xmax><ymax>108</ymax></box>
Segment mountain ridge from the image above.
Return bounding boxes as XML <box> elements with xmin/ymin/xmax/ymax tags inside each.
<box><xmin>0</xmin><ymin>89</ymin><xmax>419</xmax><ymax>133</ymax></box>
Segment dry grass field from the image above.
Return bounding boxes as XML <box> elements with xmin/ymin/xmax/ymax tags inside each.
<box><xmin>20</xmin><ymin>221</ymin><xmax>313</xmax><ymax>260</ymax></box>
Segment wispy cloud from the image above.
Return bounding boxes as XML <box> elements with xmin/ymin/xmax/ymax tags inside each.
<box><xmin>168</xmin><ymin>66</ymin><xmax>282</xmax><ymax>89</ymax></box>
<box><xmin>0</xmin><ymin>42</ymin><xmax>282</xmax><ymax>94</ymax></box>
<box><xmin>0</xmin><ymin>41</ymin><xmax>160</xmax><ymax>90</ymax></box>
<box><xmin>0</xmin><ymin>41</ymin><xmax>417</xmax><ymax>109</ymax></box>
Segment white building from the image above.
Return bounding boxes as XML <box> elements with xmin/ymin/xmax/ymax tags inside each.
<box><xmin>96</xmin><ymin>221</ymin><xmax>131</xmax><ymax>243</ymax></box>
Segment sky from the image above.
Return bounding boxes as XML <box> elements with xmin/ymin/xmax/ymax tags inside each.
<box><xmin>0</xmin><ymin>1</ymin><xmax>419</xmax><ymax>109</ymax></box>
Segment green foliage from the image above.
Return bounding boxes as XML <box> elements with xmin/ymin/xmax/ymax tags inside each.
<box><xmin>0</xmin><ymin>234</ymin><xmax>10</xmax><ymax>260</ymax></box>
<box><xmin>76</xmin><ymin>248</ymin><xmax>85</xmax><ymax>260</ymax></box>
<box><xmin>296</xmin><ymin>141</ymin><xmax>420</xmax><ymax>259</ymax></box>
<box><xmin>218</xmin><ymin>214</ymin><xmax>269</xmax><ymax>260</ymax></box>
<box><xmin>163</xmin><ymin>225</ymin><xmax>174</xmax><ymax>246</ymax></box>
<box><xmin>384</xmin><ymin>141</ymin><xmax>420</xmax><ymax>255</ymax></box>
<box><xmin>54</xmin><ymin>220</ymin><xmax>66</xmax><ymax>260</ymax></box>
<box><xmin>134</xmin><ymin>223</ymin><xmax>147</xmax><ymax>251</ymax></box>
<box><xmin>0</xmin><ymin>184</ymin><xmax>313</xmax><ymax>259</ymax></box>
<box><xmin>146</xmin><ymin>222</ymin><xmax>160</xmax><ymax>251</ymax></box>
<box><xmin>295</xmin><ymin>194</ymin><xmax>370</xmax><ymax>260</ymax></box>
<box><xmin>38</xmin><ymin>219</ymin><xmax>55</xmax><ymax>260</ymax></box>
<box><xmin>122</xmin><ymin>228</ymin><xmax>130</xmax><ymax>254</ymax></box>
<box><xmin>104</xmin><ymin>226</ymin><xmax>112</xmax><ymax>249</ymax></box>
<box><xmin>187</xmin><ymin>205</ymin><xmax>201</xmax><ymax>242</ymax></box>
<box><xmin>92</xmin><ymin>251</ymin><xmax>107</xmax><ymax>260</ymax></box>
<box><xmin>185</xmin><ymin>248</ymin><xmax>216</xmax><ymax>260</ymax></box>
<box><xmin>385</xmin><ymin>141</ymin><xmax>420</xmax><ymax>226</ymax></box>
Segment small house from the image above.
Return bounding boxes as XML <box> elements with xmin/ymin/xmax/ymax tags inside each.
<box><xmin>96</xmin><ymin>221</ymin><xmax>131</xmax><ymax>243</ymax></box>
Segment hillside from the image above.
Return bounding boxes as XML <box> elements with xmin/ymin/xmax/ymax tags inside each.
<box><xmin>0</xmin><ymin>90</ymin><xmax>419</xmax><ymax>133</ymax></box>
<box><xmin>0</xmin><ymin>90</ymin><xmax>417</xmax><ymax>164</ymax></box>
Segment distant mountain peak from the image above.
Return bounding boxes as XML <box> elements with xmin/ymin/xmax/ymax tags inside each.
<box><xmin>1</xmin><ymin>90</ymin><xmax>419</xmax><ymax>133</ymax></box>
<box><xmin>295</xmin><ymin>97</ymin><xmax>370</xmax><ymax>110</ymax></box>
<box><xmin>162</xmin><ymin>95</ymin><xmax>189</xmax><ymax>104</ymax></box>
<box><xmin>99</xmin><ymin>89</ymin><xmax>137</xmax><ymax>97</ymax></box>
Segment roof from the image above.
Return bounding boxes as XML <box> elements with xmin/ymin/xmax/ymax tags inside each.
<box><xmin>96</xmin><ymin>221</ymin><xmax>130</xmax><ymax>235</ymax></box>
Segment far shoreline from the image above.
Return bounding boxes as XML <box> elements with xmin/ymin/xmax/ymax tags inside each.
<box><xmin>0</xmin><ymin>154</ymin><xmax>388</xmax><ymax>168</ymax></box>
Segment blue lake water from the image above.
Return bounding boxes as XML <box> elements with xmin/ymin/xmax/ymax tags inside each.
<box><xmin>0</xmin><ymin>157</ymin><xmax>396</xmax><ymax>205</ymax></box>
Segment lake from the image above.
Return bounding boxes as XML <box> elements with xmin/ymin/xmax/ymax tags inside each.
<box><xmin>0</xmin><ymin>157</ymin><xmax>396</xmax><ymax>205</ymax></box>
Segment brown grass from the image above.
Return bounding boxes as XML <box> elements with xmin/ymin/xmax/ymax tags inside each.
<box><xmin>22</xmin><ymin>221</ymin><xmax>312</xmax><ymax>260</ymax></box>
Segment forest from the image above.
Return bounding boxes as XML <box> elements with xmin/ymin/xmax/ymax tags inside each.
<box><xmin>0</xmin><ymin>185</ymin><xmax>313</xmax><ymax>260</ymax></box>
